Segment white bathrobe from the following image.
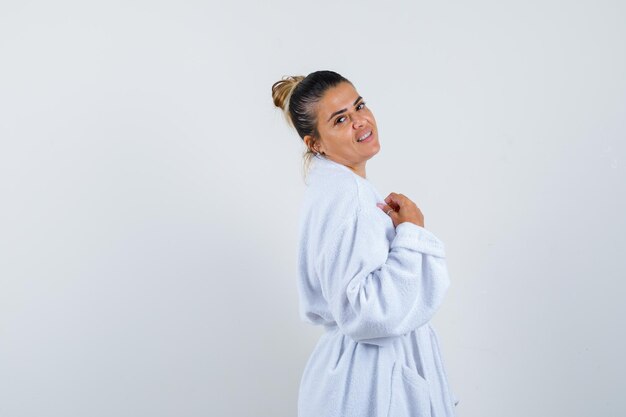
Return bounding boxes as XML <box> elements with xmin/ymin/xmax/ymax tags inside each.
<box><xmin>296</xmin><ymin>154</ymin><xmax>459</xmax><ymax>417</ymax></box>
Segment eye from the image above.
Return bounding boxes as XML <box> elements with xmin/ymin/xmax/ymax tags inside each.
<box><xmin>333</xmin><ymin>101</ymin><xmax>367</xmax><ymax>125</ymax></box>
<box><xmin>335</xmin><ymin>116</ymin><xmax>347</xmax><ymax>125</ymax></box>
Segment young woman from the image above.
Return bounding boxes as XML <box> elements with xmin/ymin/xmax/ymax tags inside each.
<box><xmin>272</xmin><ymin>70</ymin><xmax>459</xmax><ymax>417</ymax></box>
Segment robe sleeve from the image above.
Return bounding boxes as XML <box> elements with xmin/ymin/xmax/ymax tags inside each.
<box><xmin>315</xmin><ymin>208</ymin><xmax>450</xmax><ymax>345</ymax></box>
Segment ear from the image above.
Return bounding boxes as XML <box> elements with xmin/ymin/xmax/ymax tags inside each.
<box><xmin>304</xmin><ymin>135</ymin><xmax>321</xmax><ymax>154</ymax></box>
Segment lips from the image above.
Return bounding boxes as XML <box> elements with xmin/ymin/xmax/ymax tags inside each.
<box><xmin>356</xmin><ymin>130</ymin><xmax>372</xmax><ymax>142</ymax></box>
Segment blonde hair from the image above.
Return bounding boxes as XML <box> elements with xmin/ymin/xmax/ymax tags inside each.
<box><xmin>271</xmin><ymin>70</ymin><xmax>352</xmax><ymax>182</ymax></box>
<box><xmin>271</xmin><ymin>75</ymin><xmax>305</xmax><ymax>129</ymax></box>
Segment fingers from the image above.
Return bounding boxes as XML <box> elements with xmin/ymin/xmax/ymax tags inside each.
<box><xmin>380</xmin><ymin>192</ymin><xmax>424</xmax><ymax>228</ymax></box>
<box><xmin>384</xmin><ymin>192</ymin><xmax>406</xmax><ymax>210</ymax></box>
<box><xmin>376</xmin><ymin>202</ymin><xmax>397</xmax><ymax>217</ymax></box>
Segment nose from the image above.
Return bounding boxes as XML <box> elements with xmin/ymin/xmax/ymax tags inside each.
<box><xmin>352</xmin><ymin>113</ymin><xmax>365</xmax><ymax>128</ymax></box>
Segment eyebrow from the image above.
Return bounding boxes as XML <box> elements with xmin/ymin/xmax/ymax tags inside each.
<box><xmin>327</xmin><ymin>96</ymin><xmax>363</xmax><ymax>123</ymax></box>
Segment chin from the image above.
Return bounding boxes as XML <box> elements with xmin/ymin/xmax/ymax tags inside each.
<box><xmin>366</xmin><ymin>145</ymin><xmax>381</xmax><ymax>160</ymax></box>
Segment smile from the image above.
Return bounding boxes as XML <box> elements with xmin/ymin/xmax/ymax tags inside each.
<box><xmin>357</xmin><ymin>131</ymin><xmax>372</xmax><ymax>142</ymax></box>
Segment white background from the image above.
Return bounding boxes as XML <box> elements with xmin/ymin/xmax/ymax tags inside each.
<box><xmin>1</xmin><ymin>1</ymin><xmax>624</xmax><ymax>416</ymax></box>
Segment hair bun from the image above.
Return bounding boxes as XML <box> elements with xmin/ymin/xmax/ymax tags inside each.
<box><xmin>271</xmin><ymin>75</ymin><xmax>305</xmax><ymax>111</ymax></box>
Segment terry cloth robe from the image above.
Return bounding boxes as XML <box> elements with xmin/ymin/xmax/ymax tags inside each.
<box><xmin>296</xmin><ymin>154</ymin><xmax>459</xmax><ymax>417</ymax></box>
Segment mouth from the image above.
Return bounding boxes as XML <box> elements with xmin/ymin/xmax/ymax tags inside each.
<box><xmin>356</xmin><ymin>130</ymin><xmax>373</xmax><ymax>143</ymax></box>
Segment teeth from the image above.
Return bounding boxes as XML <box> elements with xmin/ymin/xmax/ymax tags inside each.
<box><xmin>357</xmin><ymin>131</ymin><xmax>372</xmax><ymax>142</ymax></box>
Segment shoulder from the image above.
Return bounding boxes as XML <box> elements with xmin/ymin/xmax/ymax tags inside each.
<box><xmin>305</xmin><ymin>155</ymin><xmax>384</xmax><ymax>210</ymax></box>
<box><xmin>305</xmin><ymin>168</ymin><xmax>361</xmax><ymax>213</ymax></box>
<box><xmin>299</xmin><ymin>160</ymin><xmax>365</xmax><ymax>237</ymax></box>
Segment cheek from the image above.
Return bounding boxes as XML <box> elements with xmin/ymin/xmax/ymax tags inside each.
<box><xmin>323</xmin><ymin>131</ymin><xmax>345</xmax><ymax>148</ymax></box>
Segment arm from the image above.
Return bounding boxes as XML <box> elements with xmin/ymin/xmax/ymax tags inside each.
<box><xmin>316</xmin><ymin>208</ymin><xmax>450</xmax><ymax>345</ymax></box>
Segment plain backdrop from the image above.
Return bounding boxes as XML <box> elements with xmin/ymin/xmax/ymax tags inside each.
<box><xmin>1</xmin><ymin>1</ymin><xmax>624</xmax><ymax>416</ymax></box>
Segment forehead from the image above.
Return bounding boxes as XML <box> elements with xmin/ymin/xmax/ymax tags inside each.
<box><xmin>318</xmin><ymin>82</ymin><xmax>359</xmax><ymax>113</ymax></box>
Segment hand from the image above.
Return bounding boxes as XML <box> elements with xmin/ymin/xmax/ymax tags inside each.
<box><xmin>376</xmin><ymin>192</ymin><xmax>425</xmax><ymax>228</ymax></box>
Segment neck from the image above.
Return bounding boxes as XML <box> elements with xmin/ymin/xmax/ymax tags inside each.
<box><xmin>348</xmin><ymin>163</ymin><xmax>366</xmax><ymax>179</ymax></box>
<box><xmin>321</xmin><ymin>155</ymin><xmax>367</xmax><ymax>179</ymax></box>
